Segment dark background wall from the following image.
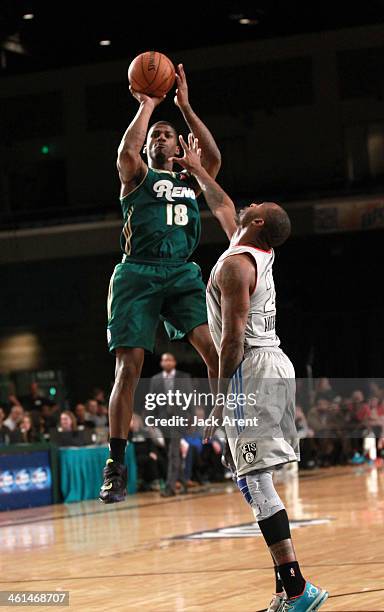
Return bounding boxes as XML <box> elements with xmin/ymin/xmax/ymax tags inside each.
<box><xmin>1</xmin><ymin>24</ymin><xmax>384</xmax><ymax>227</ymax></box>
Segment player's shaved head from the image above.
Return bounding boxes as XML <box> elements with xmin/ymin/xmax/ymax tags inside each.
<box><xmin>261</xmin><ymin>202</ymin><xmax>291</xmax><ymax>247</ymax></box>
<box><xmin>239</xmin><ymin>202</ymin><xmax>291</xmax><ymax>248</ymax></box>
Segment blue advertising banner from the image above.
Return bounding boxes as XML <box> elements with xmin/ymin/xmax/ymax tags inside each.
<box><xmin>0</xmin><ymin>450</ymin><xmax>53</xmax><ymax>510</ymax></box>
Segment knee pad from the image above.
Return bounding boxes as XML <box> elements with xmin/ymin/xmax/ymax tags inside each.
<box><xmin>237</xmin><ymin>471</ymin><xmax>285</xmax><ymax>521</ymax></box>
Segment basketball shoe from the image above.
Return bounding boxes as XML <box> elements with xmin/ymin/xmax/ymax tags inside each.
<box><xmin>267</xmin><ymin>592</ymin><xmax>285</xmax><ymax>612</ymax></box>
<box><xmin>277</xmin><ymin>582</ymin><xmax>328</xmax><ymax>611</ymax></box>
<box><xmin>99</xmin><ymin>458</ymin><xmax>127</xmax><ymax>503</ymax></box>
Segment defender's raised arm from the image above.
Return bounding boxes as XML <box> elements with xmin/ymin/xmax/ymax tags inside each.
<box><xmin>169</xmin><ymin>134</ymin><xmax>237</xmax><ymax>240</ymax></box>
<box><xmin>174</xmin><ymin>64</ymin><xmax>221</xmax><ymax>179</ymax></box>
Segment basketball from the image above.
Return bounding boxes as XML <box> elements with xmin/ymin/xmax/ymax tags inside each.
<box><xmin>128</xmin><ymin>51</ymin><xmax>175</xmax><ymax>97</ymax></box>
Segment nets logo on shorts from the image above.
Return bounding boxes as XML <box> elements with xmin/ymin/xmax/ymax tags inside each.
<box><xmin>241</xmin><ymin>442</ymin><xmax>257</xmax><ymax>464</ymax></box>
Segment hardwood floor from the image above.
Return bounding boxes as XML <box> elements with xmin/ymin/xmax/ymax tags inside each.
<box><xmin>1</xmin><ymin>466</ymin><xmax>383</xmax><ymax>611</ymax></box>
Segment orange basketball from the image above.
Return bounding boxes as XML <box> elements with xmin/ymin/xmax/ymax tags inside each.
<box><xmin>128</xmin><ymin>51</ymin><xmax>175</xmax><ymax>97</ymax></box>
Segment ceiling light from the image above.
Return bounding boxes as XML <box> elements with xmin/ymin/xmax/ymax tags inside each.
<box><xmin>239</xmin><ymin>18</ymin><xmax>259</xmax><ymax>25</ymax></box>
<box><xmin>23</xmin><ymin>13</ymin><xmax>34</xmax><ymax>20</ymax></box>
<box><xmin>2</xmin><ymin>33</ymin><xmax>26</xmax><ymax>55</ymax></box>
<box><xmin>99</xmin><ymin>40</ymin><xmax>111</xmax><ymax>46</ymax></box>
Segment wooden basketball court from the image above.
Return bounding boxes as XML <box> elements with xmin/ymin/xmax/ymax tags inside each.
<box><xmin>1</xmin><ymin>466</ymin><xmax>383</xmax><ymax>611</ymax></box>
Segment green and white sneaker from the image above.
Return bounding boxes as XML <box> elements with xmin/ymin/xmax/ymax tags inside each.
<box><xmin>99</xmin><ymin>459</ymin><xmax>127</xmax><ymax>504</ymax></box>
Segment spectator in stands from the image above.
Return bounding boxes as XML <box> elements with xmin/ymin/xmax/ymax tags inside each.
<box><xmin>307</xmin><ymin>398</ymin><xmax>336</xmax><ymax>466</ymax></box>
<box><xmin>49</xmin><ymin>410</ymin><xmax>93</xmax><ymax>447</ymax></box>
<box><xmin>41</xmin><ymin>400</ymin><xmax>60</xmax><ymax>433</ymax></box>
<box><xmin>295</xmin><ymin>404</ymin><xmax>314</xmax><ymax>438</ymax></box>
<box><xmin>4</xmin><ymin>404</ymin><xmax>24</xmax><ymax>432</ymax></box>
<box><xmin>368</xmin><ymin>381</ymin><xmax>384</xmax><ymax>404</ymax></box>
<box><xmin>74</xmin><ymin>403</ymin><xmax>95</xmax><ymax>430</ymax></box>
<box><xmin>367</xmin><ymin>396</ymin><xmax>384</xmax><ymax>457</ymax></box>
<box><xmin>185</xmin><ymin>406</ymin><xmax>225</xmax><ymax>483</ymax></box>
<box><xmin>0</xmin><ymin>407</ymin><xmax>11</xmax><ymax>445</ymax></box>
<box><xmin>85</xmin><ymin>399</ymin><xmax>107</xmax><ymax>428</ymax></box>
<box><xmin>314</xmin><ymin>377</ymin><xmax>334</xmax><ymax>402</ymax></box>
<box><xmin>327</xmin><ymin>397</ymin><xmax>351</xmax><ymax>464</ymax></box>
<box><xmin>200</xmin><ymin>438</ymin><xmax>225</xmax><ymax>482</ymax></box>
<box><xmin>368</xmin><ymin>397</ymin><xmax>384</xmax><ymax>434</ymax></box>
<box><xmin>345</xmin><ymin>390</ymin><xmax>370</xmax><ymax>463</ymax></box>
<box><xmin>183</xmin><ymin>407</ymin><xmax>205</xmax><ymax>485</ymax></box>
<box><xmin>149</xmin><ymin>353</ymin><xmax>193</xmax><ymax>497</ymax></box>
<box><xmin>8</xmin><ymin>393</ymin><xmax>22</xmax><ymax>407</ymax></box>
<box><xmin>51</xmin><ymin>402</ymin><xmax>61</xmax><ymax>423</ymax></box>
<box><xmin>129</xmin><ymin>414</ymin><xmax>165</xmax><ymax>491</ymax></box>
<box><xmin>92</xmin><ymin>388</ymin><xmax>108</xmax><ymax>417</ymax></box>
<box><xmin>307</xmin><ymin>397</ymin><xmax>330</xmax><ymax>433</ymax></box>
<box><xmin>22</xmin><ymin>382</ymin><xmax>49</xmax><ymax>413</ymax></box>
<box><xmin>348</xmin><ymin>390</ymin><xmax>371</xmax><ymax>424</ymax></box>
<box><xmin>295</xmin><ymin>405</ymin><xmax>316</xmax><ymax>469</ymax></box>
<box><xmin>1</xmin><ymin>393</ymin><xmax>23</xmax><ymax>420</ymax></box>
<box><xmin>10</xmin><ymin>413</ymin><xmax>43</xmax><ymax>444</ymax></box>
<box><xmin>144</xmin><ymin>420</ymin><xmax>168</xmax><ymax>473</ymax></box>
<box><xmin>59</xmin><ymin>411</ymin><xmax>77</xmax><ymax>432</ymax></box>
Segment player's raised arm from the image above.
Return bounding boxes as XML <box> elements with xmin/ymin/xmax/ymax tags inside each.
<box><xmin>169</xmin><ymin>134</ymin><xmax>237</xmax><ymax>240</ymax></box>
<box><xmin>174</xmin><ymin>64</ymin><xmax>221</xmax><ymax>178</ymax></box>
<box><xmin>117</xmin><ymin>90</ymin><xmax>164</xmax><ymax>194</ymax></box>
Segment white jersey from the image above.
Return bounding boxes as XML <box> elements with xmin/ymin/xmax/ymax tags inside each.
<box><xmin>206</xmin><ymin>237</ymin><xmax>280</xmax><ymax>352</ymax></box>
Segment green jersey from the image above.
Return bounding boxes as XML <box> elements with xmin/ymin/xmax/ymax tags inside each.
<box><xmin>120</xmin><ymin>167</ymin><xmax>201</xmax><ymax>261</ymax></box>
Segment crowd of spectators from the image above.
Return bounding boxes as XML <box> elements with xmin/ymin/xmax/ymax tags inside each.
<box><xmin>296</xmin><ymin>378</ymin><xmax>384</xmax><ymax>468</ymax></box>
<box><xmin>1</xmin><ymin>374</ymin><xmax>383</xmax><ymax>496</ymax></box>
<box><xmin>0</xmin><ymin>385</ymin><xmax>109</xmax><ymax>448</ymax></box>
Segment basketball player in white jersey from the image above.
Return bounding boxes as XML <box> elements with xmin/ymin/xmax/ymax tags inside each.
<box><xmin>169</xmin><ymin>135</ymin><xmax>329</xmax><ymax>612</ymax></box>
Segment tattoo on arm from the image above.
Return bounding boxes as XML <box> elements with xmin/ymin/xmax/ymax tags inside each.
<box><xmin>217</xmin><ymin>256</ymin><xmax>254</xmax><ymax>387</ymax></box>
<box><xmin>181</xmin><ymin>106</ymin><xmax>221</xmax><ymax>177</ymax></box>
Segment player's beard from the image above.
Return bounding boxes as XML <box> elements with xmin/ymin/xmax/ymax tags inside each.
<box><xmin>153</xmin><ymin>149</ymin><xmax>167</xmax><ymax>166</ymax></box>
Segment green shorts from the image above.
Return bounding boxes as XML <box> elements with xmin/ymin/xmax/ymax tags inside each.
<box><xmin>107</xmin><ymin>259</ymin><xmax>208</xmax><ymax>352</ymax></box>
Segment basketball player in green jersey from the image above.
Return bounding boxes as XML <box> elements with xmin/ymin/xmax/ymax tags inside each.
<box><xmin>100</xmin><ymin>64</ymin><xmax>222</xmax><ymax>503</ymax></box>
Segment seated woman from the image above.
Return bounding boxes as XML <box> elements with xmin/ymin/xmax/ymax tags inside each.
<box><xmin>10</xmin><ymin>412</ymin><xmax>44</xmax><ymax>444</ymax></box>
<box><xmin>49</xmin><ymin>411</ymin><xmax>93</xmax><ymax>446</ymax></box>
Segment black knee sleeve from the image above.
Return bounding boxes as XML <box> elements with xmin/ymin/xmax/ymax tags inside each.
<box><xmin>258</xmin><ymin>509</ymin><xmax>291</xmax><ymax>546</ymax></box>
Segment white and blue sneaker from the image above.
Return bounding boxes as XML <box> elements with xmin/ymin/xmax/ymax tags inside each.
<box><xmin>267</xmin><ymin>592</ymin><xmax>285</xmax><ymax>611</ymax></box>
<box><xmin>279</xmin><ymin>582</ymin><xmax>328</xmax><ymax>611</ymax></box>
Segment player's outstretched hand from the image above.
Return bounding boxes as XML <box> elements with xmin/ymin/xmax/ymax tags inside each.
<box><xmin>129</xmin><ymin>86</ymin><xmax>165</xmax><ymax>107</ymax></box>
<box><xmin>203</xmin><ymin>404</ymin><xmax>224</xmax><ymax>443</ymax></box>
<box><xmin>169</xmin><ymin>133</ymin><xmax>203</xmax><ymax>174</ymax></box>
<box><xmin>174</xmin><ymin>63</ymin><xmax>189</xmax><ymax>110</ymax></box>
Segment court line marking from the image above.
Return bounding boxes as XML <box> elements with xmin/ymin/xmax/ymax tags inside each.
<box><xmin>0</xmin><ymin>467</ymin><xmax>359</xmax><ymax>529</ymax></box>
<box><xmin>1</xmin><ymin>566</ymin><xmax>384</xmax><ymax>584</ymax></box>
<box><xmin>171</xmin><ymin>517</ymin><xmax>333</xmax><ymax>540</ymax></box>
<box><xmin>1</xmin><ymin>577</ymin><xmax>384</xmax><ymax>611</ymax></box>
<box><xmin>0</xmin><ymin>489</ymin><xmax>226</xmax><ymax>528</ymax></box>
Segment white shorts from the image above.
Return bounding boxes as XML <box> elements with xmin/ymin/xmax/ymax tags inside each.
<box><xmin>224</xmin><ymin>347</ymin><xmax>300</xmax><ymax>477</ymax></box>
